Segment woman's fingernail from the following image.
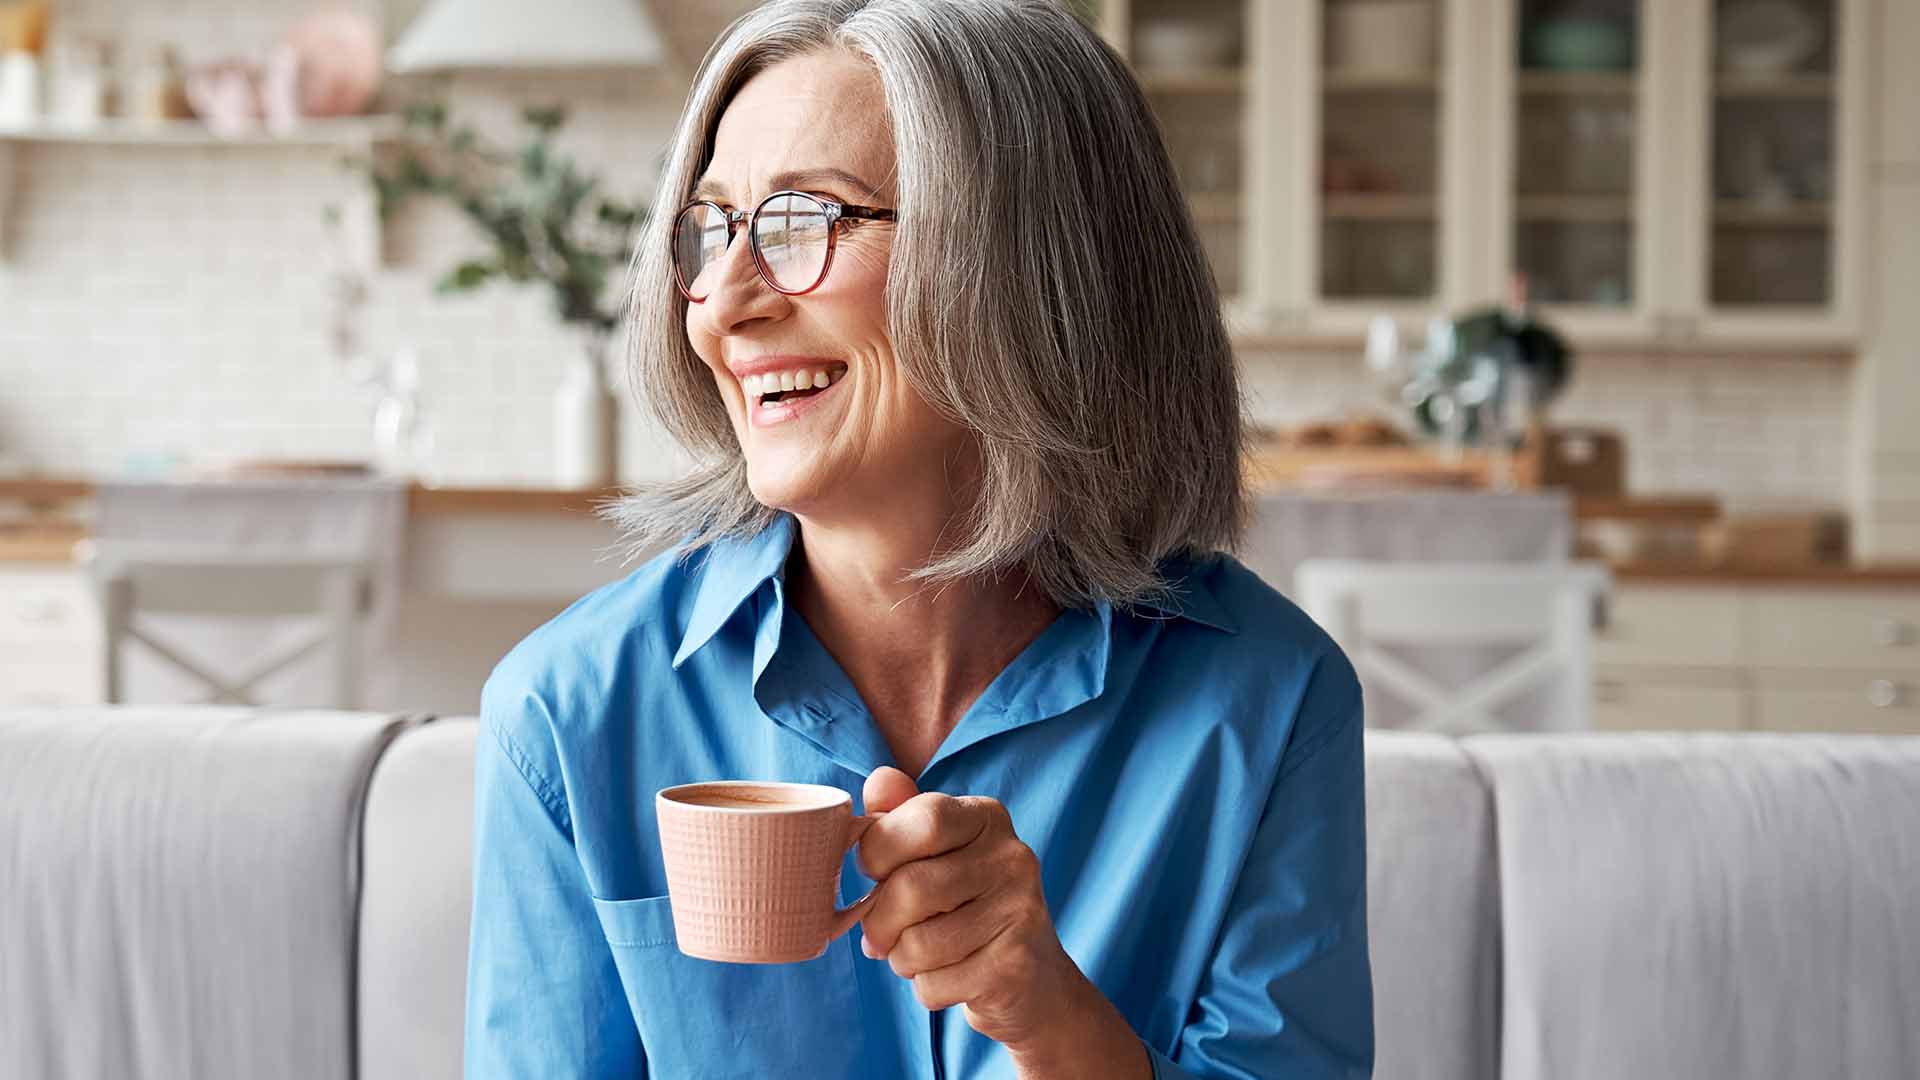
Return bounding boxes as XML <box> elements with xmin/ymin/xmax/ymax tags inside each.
<box><xmin>861</xmin><ymin>937</ymin><xmax>876</xmax><ymax>959</ymax></box>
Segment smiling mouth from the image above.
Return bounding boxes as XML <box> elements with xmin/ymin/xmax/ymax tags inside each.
<box><xmin>743</xmin><ymin>364</ymin><xmax>848</xmax><ymax>408</ymax></box>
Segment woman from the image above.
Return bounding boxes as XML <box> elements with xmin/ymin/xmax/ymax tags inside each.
<box><xmin>465</xmin><ymin>2</ymin><xmax>1371</xmax><ymax>1077</ymax></box>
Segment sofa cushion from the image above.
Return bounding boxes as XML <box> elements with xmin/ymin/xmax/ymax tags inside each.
<box><xmin>1364</xmin><ymin>731</ymin><xmax>1503</xmax><ymax>1080</ymax></box>
<box><xmin>358</xmin><ymin>716</ymin><xmax>479</xmax><ymax>1080</ymax></box>
<box><xmin>0</xmin><ymin>705</ymin><xmax>410</xmax><ymax>1080</ymax></box>
<box><xmin>1466</xmin><ymin>733</ymin><xmax>1920</xmax><ymax>1080</ymax></box>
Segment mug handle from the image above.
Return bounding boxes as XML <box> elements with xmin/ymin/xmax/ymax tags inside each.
<box><xmin>826</xmin><ymin>813</ymin><xmax>880</xmax><ymax>941</ymax></box>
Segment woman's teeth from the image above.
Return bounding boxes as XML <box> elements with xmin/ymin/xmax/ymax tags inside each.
<box><xmin>743</xmin><ymin>366</ymin><xmax>843</xmax><ymax>406</ymax></box>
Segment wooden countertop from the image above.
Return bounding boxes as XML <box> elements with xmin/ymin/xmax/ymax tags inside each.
<box><xmin>0</xmin><ymin>475</ymin><xmax>625</xmax><ymax>516</ymax></box>
<box><xmin>1608</xmin><ymin>560</ymin><xmax>1920</xmax><ymax>586</ymax></box>
<box><xmin>10</xmin><ymin>472</ymin><xmax>1917</xmax><ymax>585</ymax></box>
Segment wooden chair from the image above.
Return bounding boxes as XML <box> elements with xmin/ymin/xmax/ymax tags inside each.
<box><xmin>1293</xmin><ymin>559</ymin><xmax>1611</xmax><ymax>734</ymax></box>
<box><xmin>82</xmin><ymin>546</ymin><xmax>374</xmax><ymax>709</ymax></box>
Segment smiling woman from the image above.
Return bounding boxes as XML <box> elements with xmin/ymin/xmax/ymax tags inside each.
<box><xmin>466</xmin><ymin>3</ymin><xmax>1373</xmax><ymax>1079</ymax></box>
<box><xmin>605</xmin><ymin>1</ymin><xmax>1242</xmax><ymax>608</ymax></box>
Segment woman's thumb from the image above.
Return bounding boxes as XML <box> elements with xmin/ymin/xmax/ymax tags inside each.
<box><xmin>862</xmin><ymin>765</ymin><xmax>920</xmax><ymax>814</ymax></box>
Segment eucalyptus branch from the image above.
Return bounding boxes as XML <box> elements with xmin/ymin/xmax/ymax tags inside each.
<box><xmin>333</xmin><ymin>101</ymin><xmax>650</xmax><ymax>339</ymax></box>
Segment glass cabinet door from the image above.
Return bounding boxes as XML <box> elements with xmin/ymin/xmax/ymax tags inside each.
<box><xmin>1110</xmin><ymin>0</ymin><xmax>1249</xmax><ymax>300</ymax></box>
<box><xmin>1510</xmin><ymin>0</ymin><xmax>1642</xmax><ymax>310</ymax></box>
<box><xmin>1318</xmin><ymin>0</ymin><xmax>1447</xmax><ymax>303</ymax></box>
<box><xmin>1706</xmin><ymin>0</ymin><xmax>1840</xmax><ymax>309</ymax></box>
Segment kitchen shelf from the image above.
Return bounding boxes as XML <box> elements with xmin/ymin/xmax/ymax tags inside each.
<box><xmin>0</xmin><ymin>115</ymin><xmax>402</xmax><ymax>147</ymax></box>
<box><xmin>1138</xmin><ymin>69</ymin><xmax>1244</xmax><ymax>95</ymax></box>
<box><xmin>1714</xmin><ymin>201</ymin><xmax>1832</xmax><ymax>227</ymax></box>
<box><xmin>1714</xmin><ymin>74</ymin><xmax>1834</xmax><ymax>100</ymax></box>
<box><xmin>0</xmin><ymin>115</ymin><xmax>397</xmax><ymax>265</ymax></box>
<box><xmin>1517</xmin><ymin>195</ymin><xmax>1634</xmax><ymax>223</ymax></box>
<box><xmin>1517</xmin><ymin>71</ymin><xmax>1637</xmax><ymax>97</ymax></box>
<box><xmin>1322</xmin><ymin>193</ymin><xmax>1437</xmax><ymax>221</ymax></box>
<box><xmin>1322</xmin><ymin>69</ymin><xmax>1440</xmax><ymax>94</ymax></box>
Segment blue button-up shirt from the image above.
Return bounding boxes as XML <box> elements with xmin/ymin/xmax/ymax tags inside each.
<box><xmin>465</xmin><ymin>512</ymin><xmax>1372</xmax><ymax>1079</ymax></box>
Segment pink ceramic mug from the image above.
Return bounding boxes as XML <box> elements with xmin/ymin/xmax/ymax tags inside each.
<box><xmin>655</xmin><ymin>781</ymin><xmax>876</xmax><ymax>964</ymax></box>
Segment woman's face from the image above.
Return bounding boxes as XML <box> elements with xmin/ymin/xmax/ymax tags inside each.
<box><xmin>685</xmin><ymin>50</ymin><xmax>973</xmax><ymax>524</ymax></box>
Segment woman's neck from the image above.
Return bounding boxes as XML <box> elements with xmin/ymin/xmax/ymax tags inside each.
<box><xmin>786</xmin><ymin>513</ymin><xmax>1061</xmax><ymax>777</ymax></box>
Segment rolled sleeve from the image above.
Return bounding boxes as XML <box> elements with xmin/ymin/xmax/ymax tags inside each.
<box><xmin>463</xmin><ymin>683</ymin><xmax>645</xmax><ymax>1079</ymax></box>
<box><xmin>1161</xmin><ymin>654</ymin><xmax>1375</xmax><ymax>1079</ymax></box>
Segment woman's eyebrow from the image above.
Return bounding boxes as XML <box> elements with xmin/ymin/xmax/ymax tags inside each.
<box><xmin>690</xmin><ymin>167</ymin><xmax>881</xmax><ymax>203</ymax></box>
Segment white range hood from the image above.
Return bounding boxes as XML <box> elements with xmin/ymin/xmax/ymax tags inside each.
<box><xmin>388</xmin><ymin>0</ymin><xmax>669</xmax><ymax>72</ymax></box>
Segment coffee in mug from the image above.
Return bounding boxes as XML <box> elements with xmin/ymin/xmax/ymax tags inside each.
<box><xmin>655</xmin><ymin>781</ymin><xmax>876</xmax><ymax>964</ymax></box>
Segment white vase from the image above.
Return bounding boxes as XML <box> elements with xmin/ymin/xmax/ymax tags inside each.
<box><xmin>554</xmin><ymin>342</ymin><xmax>618</xmax><ymax>488</ymax></box>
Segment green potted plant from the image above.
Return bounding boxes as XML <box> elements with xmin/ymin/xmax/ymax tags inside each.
<box><xmin>339</xmin><ymin>101</ymin><xmax>650</xmax><ymax>487</ymax></box>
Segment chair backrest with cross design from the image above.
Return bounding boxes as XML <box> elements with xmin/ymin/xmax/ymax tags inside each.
<box><xmin>84</xmin><ymin>548</ymin><xmax>374</xmax><ymax>710</ymax></box>
<box><xmin>1294</xmin><ymin>559</ymin><xmax>1612</xmax><ymax>734</ymax></box>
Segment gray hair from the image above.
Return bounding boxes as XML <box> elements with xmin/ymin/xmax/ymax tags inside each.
<box><xmin>601</xmin><ymin>0</ymin><xmax>1246</xmax><ymax>611</ymax></box>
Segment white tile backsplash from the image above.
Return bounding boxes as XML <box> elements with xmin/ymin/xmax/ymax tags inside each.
<box><xmin>0</xmin><ymin>0</ymin><xmax>1855</xmax><ymax>504</ymax></box>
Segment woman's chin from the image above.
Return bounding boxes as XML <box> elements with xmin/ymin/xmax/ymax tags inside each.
<box><xmin>745</xmin><ymin>460</ymin><xmax>835</xmax><ymax>515</ymax></box>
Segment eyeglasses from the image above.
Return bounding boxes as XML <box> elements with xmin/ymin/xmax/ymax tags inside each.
<box><xmin>671</xmin><ymin>190</ymin><xmax>897</xmax><ymax>303</ymax></box>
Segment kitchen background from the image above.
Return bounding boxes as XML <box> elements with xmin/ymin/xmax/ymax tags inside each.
<box><xmin>2</xmin><ymin>0</ymin><xmax>1918</xmax><ymax>729</ymax></box>
<box><xmin>0</xmin><ymin>0</ymin><xmax>1873</xmax><ymax>507</ymax></box>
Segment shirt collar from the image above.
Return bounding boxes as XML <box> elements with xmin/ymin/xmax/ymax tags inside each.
<box><xmin>670</xmin><ymin>515</ymin><xmax>1236</xmax><ymax>669</ymax></box>
<box><xmin>1136</xmin><ymin>551</ymin><xmax>1239</xmax><ymax>635</ymax></box>
<box><xmin>671</xmin><ymin>513</ymin><xmax>799</xmax><ymax>669</ymax></box>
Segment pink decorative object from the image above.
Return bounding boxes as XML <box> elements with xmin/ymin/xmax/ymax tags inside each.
<box><xmin>280</xmin><ymin>7</ymin><xmax>381</xmax><ymax>118</ymax></box>
<box><xmin>180</xmin><ymin>8</ymin><xmax>380</xmax><ymax>138</ymax></box>
<box><xmin>655</xmin><ymin>781</ymin><xmax>876</xmax><ymax>964</ymax></box>
<box><xmin>184</xmin><ymin>59</ymin><xmax>264</xmax><ymax>137</ymax></box>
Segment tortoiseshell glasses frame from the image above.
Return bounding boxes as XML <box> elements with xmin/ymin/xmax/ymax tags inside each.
<box><xmin>671</xmin><ymin>189</ymin><xmax>897</xmax><ymax>302</ymax></box>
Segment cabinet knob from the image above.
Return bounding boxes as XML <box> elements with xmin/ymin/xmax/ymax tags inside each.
<box><xmin>1867</xmin><ymin>680</ymin><xmax>1900</xmax><ymax>709</ymax></box>
<box><xmin>1873</xmin><ymin>618</ymin><xmax>1911</xmax><ymax>647</ymax></box>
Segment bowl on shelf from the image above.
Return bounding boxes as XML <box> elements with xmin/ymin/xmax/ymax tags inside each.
<box><xmin>1526</xmin><ymin>18</ymin><xmax>1634</xmax><ymax>72</ymax></box>
<box><xmin>1717</xmin><ymin>0</ymin><xmax>1822</xmax><ymax>75</ymax></box>
<box><xmin>1135</xmin><ymin>17</ymin><xmax>1238</xmax><ymax>74</ymax></box>
<box><xmin>1326</xmin><ymin>0</ymin><xmax>1435</xmax><ymax>77</ymax></box>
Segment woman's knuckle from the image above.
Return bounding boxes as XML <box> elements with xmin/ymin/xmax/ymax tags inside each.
<box><xmin>911</xmin><ymin>975</ymin><xmax>944</xmax><ymax>1010</ymax></box>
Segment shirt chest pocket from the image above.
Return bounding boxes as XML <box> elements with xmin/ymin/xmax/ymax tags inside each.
<box><xmin>591</xmin><ymin>895</ymin><xmax>868</xmax><ymax>1080</ymax></box>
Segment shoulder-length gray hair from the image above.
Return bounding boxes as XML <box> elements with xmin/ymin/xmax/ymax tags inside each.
<box><xmin>603</xmin><ymin>0</ymin><xmax>1246</xmax><ymax>611</ymax></box>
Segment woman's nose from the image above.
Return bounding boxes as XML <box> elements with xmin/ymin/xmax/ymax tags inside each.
<box><xmin>695</xmin><ymin>229</ymin><xmax>789</xmax><ymax>333</ymax></box>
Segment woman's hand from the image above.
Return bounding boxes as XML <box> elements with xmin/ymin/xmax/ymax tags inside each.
<box><xmin>856</xmin><ymin>767</ymin><xmax>1150</xmax><ymax>1079</ymax></box>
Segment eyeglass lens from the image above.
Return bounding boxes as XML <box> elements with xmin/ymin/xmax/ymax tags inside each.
<box><xmin>673</xmin><ymin>193</ymin><xmax>832</xmax><ymax>299</ymax></box>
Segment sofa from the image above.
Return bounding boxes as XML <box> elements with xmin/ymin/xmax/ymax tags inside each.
<box><xmin>3</xmin><ymin>706</ymin><xmax>1917</xmax><ymax>1080</ymax></box>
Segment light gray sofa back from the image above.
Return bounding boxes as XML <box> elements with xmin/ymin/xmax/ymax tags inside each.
<box><xmin>1364</xmin><ymin>733</ymin><xmax>1502</xmax><ymax>1080</ymax></box>
<box><xmin>1465</xmin><ymin>734</ymin><xmax>1920</xmax><ymax>1080</ymax></box>
<box><xmin>358</xmin><ymin>718</ymin><xmax>477</xmax><ymax>1080</ymax></box>
<box><xmin>9</xmin><ymin>708</ymin><xmax>1916</xmax><ymax>1080</ymax></box>
<box><xmin>0</xmin><ymin>706</ymin><xmax>410</xmax><ymax>1080</ymax></box>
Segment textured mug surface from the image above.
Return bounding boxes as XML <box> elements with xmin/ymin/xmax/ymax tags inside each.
<box><xmin>656</xmin><ymin>781</ymin><xmax>868</xmax><ymax>964</ymax></box>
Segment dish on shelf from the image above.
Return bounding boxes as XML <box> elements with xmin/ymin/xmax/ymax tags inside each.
<box><xmin>1717</xmin><ymin>0</ymin><xmax>1822</xmax><ymax>75</ymax></box>
<box><xmin>1526</xmin><ymin>18</ymin><xmax>1634</xmax><ymax>72</ymax></box>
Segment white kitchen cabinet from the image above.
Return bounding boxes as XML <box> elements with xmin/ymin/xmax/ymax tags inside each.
<box><xmin>1597</xmin><ymin>581</ymin><xmax>1920</xmax><ymax>734</ymax></box>
<box><xmin>1742</xmin><ymin>588</ymin><xmax>1920</xmax><ymax>670</ymax></box>
<box><xmin>0</xmin><ymin>564</ymin><xmax>103</xmax><ymax>706</ymax></box>
<box><xmin>1749</xmin><ymin>667</ymin><xmax>1920</xmax><ymax>734</ymax></box>
<box><xmin>1594</xmin><ymin>585</ymin><xmax>1742</xmax><ymax>667</ymax></box>
<box><xmin>1593</xmin><ymin>673</ymin><xmax>1746</xmax><ymax>731</ymax></box>
<box><xmin>1675</xmin><ymin>0</ymin><xmax>1871</xmax><ymax>344</ymax></box>
<box><xmin>1099</xmin><ymin>0</ymin><xmax>1873</xmax><ymax>348</ymax></box>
